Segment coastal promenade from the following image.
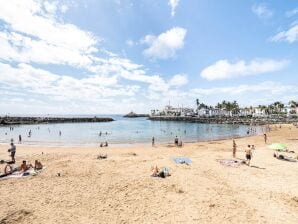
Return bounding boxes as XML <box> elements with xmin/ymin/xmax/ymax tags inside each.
<box><xmin>0</xmin><ymin>124</ymin><xmax>297</xmax><ymax>223</ymax></box>
<box><xmin>0</xmin><ymin>116</ymin><xmax>114</xmax><ymax>126</ymax></box>
<box><xmin>149</xmin><ymin>115</ymin><xmax>298</xmax><ymax>125</ymax></box>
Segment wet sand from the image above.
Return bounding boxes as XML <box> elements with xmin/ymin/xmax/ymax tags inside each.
<box><xmin>0</xmin><ymin>124</ymin><xmax>297</xmax><ymax>224</ymax></box>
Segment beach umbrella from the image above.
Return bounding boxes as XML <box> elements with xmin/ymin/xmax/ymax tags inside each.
<box><xmin>268</xmin><ymin>143</ymin><xmax>287</xmax><ymax>151</ymax></box>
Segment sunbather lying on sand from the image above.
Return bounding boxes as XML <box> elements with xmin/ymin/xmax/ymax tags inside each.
<box><xmin>273</xmin><ymin>153</ymin><xmax>297</xmax><ymax>162</ymax></box>
<box><xmin>151</xmin><ymin>166</ymin><xmax>170</xmax><ymax>178</ymax></box>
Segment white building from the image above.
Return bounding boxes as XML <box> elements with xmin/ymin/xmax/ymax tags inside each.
<box><xmin>253</xmin><ymin>108</ymin><xmax>267</xmax><ymax>117</ymax></box>
<box><xmin>197</xmin><ymin>108</ymin><xmax>231</xmax><ymax>117</ymax></box>
<box><xmin>151</xmin><ymin>105</ymin><xmax>195</xmax><ymax>117</ymax></box>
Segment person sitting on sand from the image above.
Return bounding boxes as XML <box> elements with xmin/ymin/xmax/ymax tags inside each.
<box><xmin>104</xmin><ymin>141</ymin><xmax>108</xmax><ymax>147</ymax></box>
<box><xmin>245</xmin><ymin>145</ymin><xmax>253</xmax><ymax>166</ymax></box>
<box><xmin>273</xmin><ymin>153</ymin><xmax>297</xmax><ymax>162</ymax></box>
<box><xmin>34</xmin><ymin>160</ymin><xmax>43</xmax><ymax>170</ymax></box>
<box><xmin>151</xmin><ymin>165</ymin><xmax>159</xmax><ymax>176</ymax></box>
<box><xmin>19</xmin><ymin>160</ymin><xmax>33</xmax><ymax>172</ymax></box>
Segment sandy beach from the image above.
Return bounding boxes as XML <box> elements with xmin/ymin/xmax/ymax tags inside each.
<box><xmin>0</xmin><ymin>124</ymin><xmax>297</xmax><ymax>224</ymax></box>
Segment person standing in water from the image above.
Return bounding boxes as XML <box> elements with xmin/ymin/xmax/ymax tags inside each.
<box><xmin>232</xmin><ymin>139</ymin><xmax>237</xmax><ymax>158</ymax></box>
<box><xmin>18</xmin><ymin>135</ymin><xmax>22</xmax><ymax>144</ymax></box>
<box><xmin>152</xmin><ymin>137</ymin><xmax>155</xmax><ymax>147</ymax></box>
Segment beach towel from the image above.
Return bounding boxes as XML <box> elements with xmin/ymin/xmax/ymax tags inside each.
<box><xmin>217</xmin><ymin>159</ymin><xmax>241</xmax><ymax>167</ymax></box>
<box><xmin>173</xmin><ymin>157</ymin><xmax>192</xmax><ymax>165</ymax></box>
<box><xmin>0</xmin><ymin>167</ymin><xmax>45</xmax><ymax>180</ymax></box>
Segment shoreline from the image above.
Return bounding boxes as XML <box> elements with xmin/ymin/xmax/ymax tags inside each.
<box><xmin>0</xmin><ymin>130</ymin><xmax>264</xmax><ymax>149</ymax></box>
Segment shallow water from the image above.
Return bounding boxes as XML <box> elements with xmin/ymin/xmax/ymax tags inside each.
<box><xmin>0</xmin><ymin>115</ymin><xmax>263</xmax><ymax>146</ymax></box>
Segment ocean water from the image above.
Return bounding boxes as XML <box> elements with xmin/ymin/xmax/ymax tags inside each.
<box><xmin>0</xmin><ymin>115</ymin><xmax>263</xmax><ymax>146</ymax></box>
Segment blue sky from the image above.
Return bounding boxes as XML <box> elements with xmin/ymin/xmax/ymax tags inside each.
<box><xmin>0</xmin><ymin>0</ymin><xmax>297</xmax><ymax>114</ymax></box>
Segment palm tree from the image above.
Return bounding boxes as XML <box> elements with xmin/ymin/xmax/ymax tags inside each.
<box><xmin>289</xmin><ymin>100</ymin><xmax>298</xmax><ymax>108</ymax></box>
<box><xmin>196</xmin><ymin>99</ymin><xmax>199</xmax><ymax>107</ymax></box>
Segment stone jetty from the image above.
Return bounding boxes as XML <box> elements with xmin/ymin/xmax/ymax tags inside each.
<box><xmin>0</xmin><ymin>116</ymin><xmax>114</xmax><ymax>126</ymax></box>
<box><xmin>123</xmin><ymin>112</ymin><xmax>149</xmax><ymax>118</ymax></box>
<box><xmin>149</xmin><ymin>116</ymin><xmax>298</xmax><ymax>125</ymax></box>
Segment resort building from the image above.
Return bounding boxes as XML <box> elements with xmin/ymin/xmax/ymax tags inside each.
<box><xmin>197</xmin><ymin>108</ymin><xmax>230</xmax><ymax>117</ymax></box>
<box><xmin>252</xmin><ymin>108</ymin><xmax>267</xmax><ymax>117</ymax></box>
<box><xmin>151</xmin><ymin>105</ymin><xmax>195</xmax><ymax>117</ymax></box>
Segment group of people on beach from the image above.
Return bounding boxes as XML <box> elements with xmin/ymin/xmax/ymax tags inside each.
<box><xmin>1</xmin><ymin>139</ymin><xmax>44</xmax><ymax>177</ymax></box>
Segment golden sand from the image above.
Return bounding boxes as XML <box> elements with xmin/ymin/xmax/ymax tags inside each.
<box><xmin>0</xmin><ymin>124</ymin><xmax>297</xmax><ymax>224</ymax></box>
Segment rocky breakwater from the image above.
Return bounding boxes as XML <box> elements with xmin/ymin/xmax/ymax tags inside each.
<box><xmin>0</xmin><ymin>116</ymin><xmax>114</xmax><ymax>126</ymax></box>
<box><xmin>149</xmin><ymin>116</ymin><xmax>298</xmax><ymax>125</ymax></box>
<box><xmin>123</xmin><ymin>112</ymin><xmax>149</xmax><ymax>118</ymax></box>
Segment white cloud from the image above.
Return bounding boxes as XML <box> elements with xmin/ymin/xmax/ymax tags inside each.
<box><xmin>141</xmin><ymin>27</ymin><xmax>187</xmax><ymax>60</ymax></box>
<box><xmin>252</xmin><ymin>3</ymin><xmax>274</xmax><ymax>19</ymax></box>
<box><xmin>200</xmin><ymin>59</ymin><xmax>289</xmax><ymax>81</ymax></box>
<box><xmin>169</xmin><ymin>74</ymin><xmax>188</xmax><ymax>86</ymax></box>
<box><xmin>0</xmin><ymin>0</ymin><xmax>97</xmax><ymax>52</ymax></box>
<box><xmin>0</xmin><ymin>0</ymin><xmax>185</xmax><ymax>92</ymax></box>
<box><xmin>190</xmin><ymin>81</ymin><xmax>296</xmax><ymax>96</ymax></box>
<box><xmin>0</xmin><ymin>62</ymin><xmax>139</xmax><ymax>101</ymax></box>
<box><xmin>168</xmin><ymin>0</ymin><xmax>180</xmax><ymax>16</ymax></box>
<box><xmin>286</xmin><ymin>8</ymin><xmax>298</xmax><ymax>17</ymax></box>
<box><xmin>126</xmin><ymin>39</ymin><xmax>135</xmax><ymax>46</ymax></box>
<box><xmin>270</xmin><ymin>24</ymin><xmax>298</xmax><ymax>43</ymax></box>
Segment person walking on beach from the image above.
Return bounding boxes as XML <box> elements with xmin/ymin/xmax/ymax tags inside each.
<box><xmin>18</xmin><ymin>135</ymin><xmax>22</xmax><ymax>144</ymax></box>
<box><xmin>264</xmin><ymin>133</ymin><xmax>267</xmax><ymax>144</ymax></box>
<box><xmin>174</xmin><ymin>136</ymin><xmax>179</xmax><ymax>146</ymax></box>
<box><xmin>8</xmin><ymin>142</ymin><xmax>16</xmax><ymax>163</ymax></box>
<box><xmin>232</xmin><ymin>139</ymin><xmax>237</xmax><ymax>158</ymax></box>
<box><xmin>245</xmin><ymin>145</ymin><xmax>252</xmax><ymax>166</ymax></box>
<box><xmin>152</xmin><ymin>137</ymin><xmax>155</xmax><ymax>147</ymax></box>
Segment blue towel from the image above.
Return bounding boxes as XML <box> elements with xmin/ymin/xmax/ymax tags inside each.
<box><xmin>173</xmin><ymin>157</ymin><xmax>192</xmax><ymax>165</ymax></box>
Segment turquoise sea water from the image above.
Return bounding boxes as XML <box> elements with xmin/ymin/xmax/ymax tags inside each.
<box><xmin>0</xmin><ymin>115</ymin><xmax>263</xmax><ymax>146</ymax></box>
